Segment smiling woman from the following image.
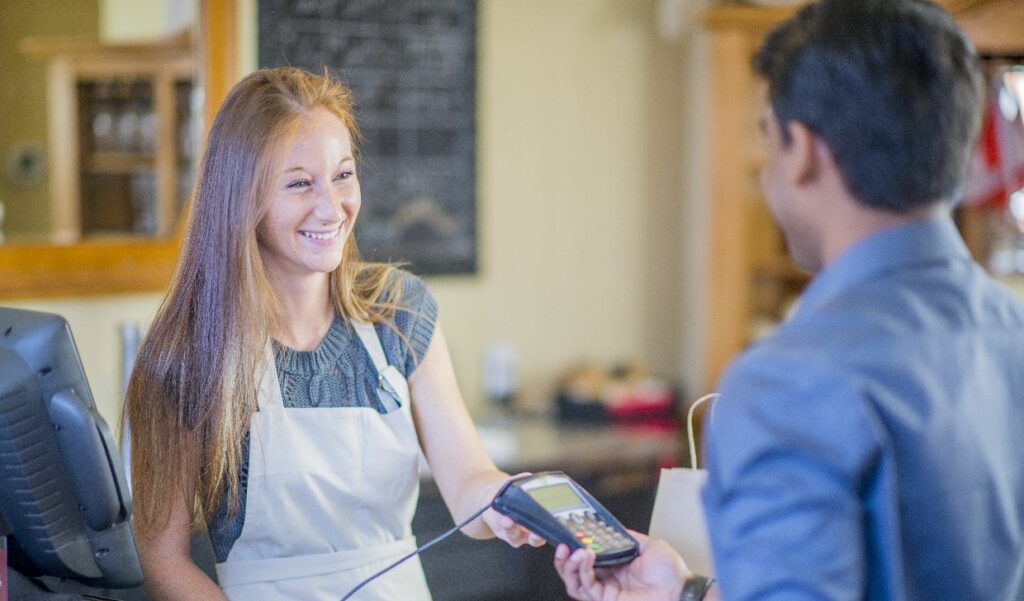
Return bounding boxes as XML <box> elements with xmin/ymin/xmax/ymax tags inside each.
<box><xmin>123</xmin><ymin>67</ymin><xmax>542</xmax><ymax>601</ymax></box>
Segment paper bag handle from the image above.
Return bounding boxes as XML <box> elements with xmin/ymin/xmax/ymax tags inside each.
<box><xmin>687</xmin><ymin>393</ymin><xmax>720</xmax><ymax>469</ymax></box>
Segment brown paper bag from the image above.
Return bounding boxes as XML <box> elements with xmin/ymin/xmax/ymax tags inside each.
<box><xmin>648</xmin><ymin>468</ymin><xmax>715</xmax><ymax>576</ymax></box>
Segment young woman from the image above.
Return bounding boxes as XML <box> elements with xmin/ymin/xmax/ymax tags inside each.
<box><xmin>124</xmin><ymin>67</ymin><xmax>539</xmax><ymax>601</ymax></box>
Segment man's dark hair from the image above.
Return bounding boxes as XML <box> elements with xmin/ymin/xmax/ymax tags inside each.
<box><xmin>755</xmin><ymin>0</ymin><xmax>984</xmax><ymax>212</ymax></box>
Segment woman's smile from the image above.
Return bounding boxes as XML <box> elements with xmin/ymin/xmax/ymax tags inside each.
<box><xmin>299</xmin><ymin>225</ymin><xmax>343</xmax><ymax>243</ymax></box>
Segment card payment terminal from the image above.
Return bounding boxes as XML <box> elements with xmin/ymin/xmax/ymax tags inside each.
<box><xmin>491</xmin><ymin>472</ymin><xmax>639</xmax><ymax>567</ymax></box>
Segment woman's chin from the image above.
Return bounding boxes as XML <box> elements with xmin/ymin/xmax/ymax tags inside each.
<box><xmin>312</xmin><ymin>259</ymin><xmax>344</xmax><ymax>274</ymax></box>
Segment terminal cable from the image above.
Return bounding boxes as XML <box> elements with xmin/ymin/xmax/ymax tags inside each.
<box><xmin>339</xmin><ymin>502</ymin><xmax>492</xmax><ymax>600</ymax></box>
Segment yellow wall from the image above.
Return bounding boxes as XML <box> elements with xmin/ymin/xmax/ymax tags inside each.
<box><xmin>101</xmin><ymin>0</ymin><xmax>195</xmax><ymax>41</ymax></box>
<box><xmin>10</xmin><ymin>0</ymin><xmax>711</xmax><ymax>425</ymax></box>
<box><xmin>6</xmin><ymin>293</ymin><xmax>165</xmax><ymax>421</ymax></box>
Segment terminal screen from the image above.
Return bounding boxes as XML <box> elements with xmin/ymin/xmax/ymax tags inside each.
<box><xmin>528</xmin><ymin>483</ymin><xmax>587</xmax><ymax>512</ymax></box>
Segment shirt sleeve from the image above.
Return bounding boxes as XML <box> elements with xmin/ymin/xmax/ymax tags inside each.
<box><xmin>701</xmin><ymin>347</ymin><xmax>882</xmax><ymax>601</ymax></box>
<box><xmin>386</xmin><ymin>270</ymin><xmax>438</xmax><ymax>377</ymax></box>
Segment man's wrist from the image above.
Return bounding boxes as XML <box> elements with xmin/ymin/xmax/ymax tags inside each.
<box><xmin>679</xmin><ymin>575</ymin><xmax>715</xmax><ymax>601</ymax></box>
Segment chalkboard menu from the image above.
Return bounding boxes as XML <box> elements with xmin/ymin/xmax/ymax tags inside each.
<box><xmin>259</xmin><ymin>0</ymin><xmax>477</xmax><ymax>274</ymax></box>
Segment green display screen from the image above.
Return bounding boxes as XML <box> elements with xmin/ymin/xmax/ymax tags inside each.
<box><xmin>528</xmin><ymin>483</ymin><xmax>587</xmax><ymax>512</ymax></box>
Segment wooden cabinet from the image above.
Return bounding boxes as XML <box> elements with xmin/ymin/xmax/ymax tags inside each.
<box><xmin>21</xmin><ymin>32</ymin><xmax>196</xmax><ymax>243</ymax></box>
<box><xmin>699</xmin><ymin>0</ymin><xmax>1024</xmax><ymax>392</ymax></box>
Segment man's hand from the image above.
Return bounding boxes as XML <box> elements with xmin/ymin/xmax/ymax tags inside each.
<box><xmin>553</xmin><ymin>532</ymin><xmax>689</xmax><ymax>601</ymax></box>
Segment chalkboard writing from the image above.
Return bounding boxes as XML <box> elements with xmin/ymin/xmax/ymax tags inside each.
<box><xmin>259</xmin><ymin>0</ymin><xmax>477</xmax><ymax>274</ymax></box>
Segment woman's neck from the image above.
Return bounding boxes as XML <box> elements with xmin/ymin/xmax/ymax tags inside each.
<box><xmin>271</xmin><ymin>274</ymin><xmax>335</xmax><ymax>351</ymax></box>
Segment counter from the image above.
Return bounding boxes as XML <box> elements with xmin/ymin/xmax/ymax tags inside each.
<box><xmin>470</xmin><ymin>414</ymin><xmax>683</xmax><ymax>474</ymax></box>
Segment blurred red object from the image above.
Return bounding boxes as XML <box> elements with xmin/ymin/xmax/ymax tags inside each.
<box><xmin>556</xmin><ymin>361</ymin><xmax>680</xmax><ymax>428</ymax></box>
<box><xmin>964</xmin><ymin>74</ymin><xmax>1024</xmax><ymax>209</ymax></box>
<box><xmin>605</xmin><ymin>379</ymin><xmax>677</xmax><ymax>427</ymax></box>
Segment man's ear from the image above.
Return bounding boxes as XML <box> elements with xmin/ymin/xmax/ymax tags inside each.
<box><xmin>782</xmin><ymin>121</ymin><xmax>820</xmax><ymax>186</ymax></box>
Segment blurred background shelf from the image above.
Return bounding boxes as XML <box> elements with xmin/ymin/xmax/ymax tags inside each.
<box><xmin>21</xmin><ymin>31</ymin><xmax>196</xmax><ymax>241</ymax></box>
<box><xmin>86</xmin><ymin>151</ymin><xmax>156</xmax><ymax>174</ymax></box>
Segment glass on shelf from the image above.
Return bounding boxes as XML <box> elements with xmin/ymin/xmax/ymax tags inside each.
<box><xmin>111</xmin><ymin>80</ymin><xmax>137</xmax><ymax>153</ymax></box>
<box><xmin>176</xmin><ymin>163</ymin><xmax>194</xmax><ymax>208</ymax></box>
<box><xmin>91</xmin><ymin>81</ymin><xmax>115</xmax><ymax>152</ymax></box>
<box><xmin>137</xmin><ymin>81</ymin><xmax>156</xmax><ymax>154</ymax></box>
<box><xmin>138</xmin><ymin>111</ymin><xmax>156</xmax><ymax>153</ymax></box>
<box><xmin>130</xmin><ymin>172</ymin><xmax>157</xmax><ymax>236</ymax></box>
<box><xmin>175</xmin><ymin>80</ymin><xmax>196</xmax><ymax>160</ymax></box>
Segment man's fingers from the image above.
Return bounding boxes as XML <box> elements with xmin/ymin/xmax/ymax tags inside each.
<box><xmin>569</xmin><ymin>548</ymin><xmax>601</xmax><ymax>600</ymax></box>
<box><xmin>560</xmin><ymin>546</ymin><xmax>588</xmax><ymax>600</ymax></box>
<box><xmin>554</xmin><ymin>544</ymin><xmax>573</xmax><ymax>577</ymax></box>
<box><xmin>577</xmin><ymin>549</ymin><xmax>602</xmax><ymax>595</ymax></box>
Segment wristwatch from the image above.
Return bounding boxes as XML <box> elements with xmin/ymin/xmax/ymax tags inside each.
<box><xmin>679</xmin><ymin>575</ymin><xmax>715</xmax><ymax>600</ymax></box>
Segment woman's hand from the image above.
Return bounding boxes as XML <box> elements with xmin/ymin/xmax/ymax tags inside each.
<box><xmin>477</xmin><ymin>472</ymin><xmax>545</xmax><ymax>547</ymax></box>
<box><xmin>482</xmin><ymin>507</ymin><xmax>546</xmax><ymax>548</ymax></box>
<box><xmin>553</xmin><ymin>531</ymin><xmax>690</xmax><ymax>601</ymax></box>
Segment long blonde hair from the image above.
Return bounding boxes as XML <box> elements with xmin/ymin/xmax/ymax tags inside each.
<box><xmin>125</xmin><ymin>67</ymin><xmax>407</xmax><ymax>536</ymax></box>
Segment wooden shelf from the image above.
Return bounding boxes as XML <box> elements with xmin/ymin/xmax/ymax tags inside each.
<box><xmin>703</xmin><ymin>0</ymin><xmax>1003</xmax><ymax>31</ymax></box>
<box><xmin>0</xmin><ymin>0</ymin><xmax>237</xmax><ymax>301</ymax></box>
<box><xmin>86</xmin><ymin>151</ymin><xmax>155</xmax><ymax>174</ymax></box>
<box><xmin>702</xmin><ymin>5</ymin><xmax>798</xmax><ymax>31</ymax></box>
<box><xmin>20</xmin><ymin>32</ymin><xmax>196</xmax><ymax>240</ymax></box>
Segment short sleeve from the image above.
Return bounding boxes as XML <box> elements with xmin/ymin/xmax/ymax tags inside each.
<box><xmin>379</xmin><ymin>270</ymin><xmax>438</xmax><ymax>377</ymax></box>
<box><xmin>701</xmin><ymin>346</ymin><xmax>881</xmax><ymax>601</ymax></box>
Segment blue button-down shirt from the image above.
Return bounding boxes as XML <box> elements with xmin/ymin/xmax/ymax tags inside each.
<box><xmin>702</xmin><ymin>215</ymin><xmax>1024</xmax><ymax>600</ymax></box>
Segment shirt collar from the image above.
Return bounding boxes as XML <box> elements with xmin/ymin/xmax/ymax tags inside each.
<box><xmin>790</xmin><ymin>213</ymin><xmax>970</xmax><ymax>321</ymax></box>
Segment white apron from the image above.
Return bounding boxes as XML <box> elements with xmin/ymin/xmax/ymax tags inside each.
<box><xmin>215</xmin><ymin>321</ymin><xmax>432</xmax><ymax>601</ymax></box>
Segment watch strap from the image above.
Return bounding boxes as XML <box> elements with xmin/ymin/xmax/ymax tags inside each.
<box><xmin>680</xmin><ymin>575</ymin><xmax>714</xmax><ymax>601</ymax></box>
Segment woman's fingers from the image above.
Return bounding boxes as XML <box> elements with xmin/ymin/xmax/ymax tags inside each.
<box><xmin>487</xmin><ymin>509</ymin><xmax>546</xmax><ymax>548</ymax></box>
<box><xmin>508</xmin><ymin>525</ymin><xmax>544</xmax><ymax>547</ymax></box>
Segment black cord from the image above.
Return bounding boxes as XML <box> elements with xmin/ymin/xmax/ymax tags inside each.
<box><xmin>339</xmin><ymin>502</ymin><xmax>492</xmax><ymax>601</ymax></box>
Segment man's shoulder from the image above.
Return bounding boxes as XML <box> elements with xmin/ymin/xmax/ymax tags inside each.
<box><xmin>721</xmin><ymin>332</ymin><xmax>852</xmax><ymax>401</ymax></box>
<box><xmin>784</xmin><ymin>262</ymin><xmax>1024</xmax><ymax>348</ymax></box>
<box><xmin>721</xmin><ymin>262</ymin><xmax>1024</xmax><ymax>405</ymax></box>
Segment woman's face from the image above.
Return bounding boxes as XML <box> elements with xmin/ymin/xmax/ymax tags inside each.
<box><xmin>257</xmin><ymin>108</ymin><xmax>360</xmax><ymax>283</ymax></box>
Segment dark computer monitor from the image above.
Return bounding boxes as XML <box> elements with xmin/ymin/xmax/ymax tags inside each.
<box><xmin>0</xmin><ymin>307</ymin><xmax>142</xmax><ymax>589</ymax></box>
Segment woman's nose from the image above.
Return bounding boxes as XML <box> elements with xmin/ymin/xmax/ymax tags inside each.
<box><xmin>316</xmin><ymin>184</ymin><xmax>347</xmax><ymax>221</ymax></box>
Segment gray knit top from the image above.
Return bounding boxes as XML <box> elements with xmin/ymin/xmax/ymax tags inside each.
<box><xmin>207</xmin><ymin>271</ymin><xmax>437</xmax><ymax>562</ymax></box>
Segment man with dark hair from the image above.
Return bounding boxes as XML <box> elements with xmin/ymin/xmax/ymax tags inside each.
<box><xmin>553</xmin><ymin>1</ymin><xmax>1024</xmax><ymax>600</ymax></box>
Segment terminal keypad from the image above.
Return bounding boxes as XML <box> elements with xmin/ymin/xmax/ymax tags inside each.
<box><xmin>559</xmin><ymin>511</ymin><xmax>632</xmax><ymax>553</ymax></box>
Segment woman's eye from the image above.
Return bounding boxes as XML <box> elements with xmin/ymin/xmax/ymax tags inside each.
<box><xmin>287</xmin><ymin>179</ymin><xmax>311</xmax><ymax>189</ymax></box>
<box><xmin>333</xmin><ymin>170</ymin><xmax>354</xmax><ymax>182</ymax></box>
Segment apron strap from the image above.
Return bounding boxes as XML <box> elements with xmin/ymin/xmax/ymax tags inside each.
<box><xmin>258</xmin><ymin>343</ymin><xmax>286</xmax><ymax>411</ymax></box>
<box><xmin>351</xmin><ymin>320</ymin><xmax>409</xmax><ymax>411</ymax></box>
<box><xmin>352</xmin><ymin>320</ymin><xmax>389</xmax><ymax>373</ymax></box>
